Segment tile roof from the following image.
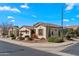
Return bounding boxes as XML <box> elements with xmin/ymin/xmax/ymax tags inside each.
<box><xmin>65</xmin><ymin>26</ymin><xmax>79</xmax><ymax>30</ymax></box>
<box><xmin>20</xmin><ymin>26</ymin><xmax>35</xmax><ymax>30</ymax></box>
<box><xmin>33</xmin><ymin>22</ymin><xmax>60</xmax><ymax>28</ymax></box>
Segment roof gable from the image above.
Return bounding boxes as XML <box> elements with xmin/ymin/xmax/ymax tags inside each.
<box><xmin>20</xmin><ymin>26</ymin><xmax>35</xmax><ymax>30</ymax></box>
<box><xmin>34</xmin><ymin>22</ymin><xmax>60</xmax><ymax>28</ymax></box>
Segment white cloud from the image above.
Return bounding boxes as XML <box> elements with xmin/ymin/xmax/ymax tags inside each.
<box><xmin>65</xmin><ymin>3</ymin><xmax>74</xmax><ymax>10</ymax></box>
<box><xmin>63</xmin><ymin>19</ymin><xmax>70</xmax><ymax>22</ymax></box>
<box><xmin>8</xmin><ymin>16</ymin><xmax>14</xmax><ymax>19</ymax></box>
<box><xmin>20</xmin><ymin>4</ymin><xmax>29</xmax><ymax>8</ymax></box>
<box><xmin>76</xmin><ymin>15</ymin><xmax>79</xmax><ymax>17</ymax></box>
<box><xmin>7</xmin><ymin>16</ymin><xmax>15</xmax><ymax>22</ymax></box>
<box><xmin>66</xmin><ymin>25</ymin><xmax>69</xmax><ymax>26</ymax></box>
<box><xmin>32</xmin><ymin>15</ymin><xmax>37</xmax><ymax>18</ymax></box>
<box><xmin>10</xmin><ymin>20</ymin><xmax>15</xmax><ymax>22</ymax></box>
<box><xmin>0</xmin><ymin>6</ymin><xmax>21</xmax><ymax>13</ymax></box>
<box><xmin>71</xmin><ymin>18</ymin><xmax>75</xmax><ymax>21</ymax></box>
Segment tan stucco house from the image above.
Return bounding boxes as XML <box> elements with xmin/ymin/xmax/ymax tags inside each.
<box><xmin>19</xmin><ymin>26</ymin><xmax>35</xmax><ymax>38</ymax></box>
<box><xmin>34</xmin><ymin>22</ymin><xmax>60</xmax><ymax>39</ymax></box>
<box><xmin>19</xmin><ymin>22</ymin><xmax>61</xmax><ymax>39</ymax></box>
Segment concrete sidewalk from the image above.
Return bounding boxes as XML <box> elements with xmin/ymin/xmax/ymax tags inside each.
<box><xmin>0</xmin><ymin>38</ymin><xmax>77</xmax><ymax>56</ymax></box>
<box><xmin>0</xmin><ymin>38</ymin><xmax>77</xmax><ymax>48</ymax></box>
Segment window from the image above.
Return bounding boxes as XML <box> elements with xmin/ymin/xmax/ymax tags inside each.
<box><xmin>52</xmin><ymin>31</ymin><xmax>53</xmax><ymax>35</ymax></box>
<box><xmin>25</xmin><ymin>30</ymin><xmax>29</xmax><ymax>34</ymax></box>
<box><xmin>38</xmin><ymin>29</ymin><xmax>43</xmax><ymax>36</ymax></box>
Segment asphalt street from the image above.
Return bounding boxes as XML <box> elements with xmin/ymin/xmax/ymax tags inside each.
<box><xmin>61</xmin><ymin>43</ymin><xmax>79</xmax><ymax>56</ymax></box>
<box><xmin>0</xmin><ymin>40</ymin><xmax>59</xmax><ymax>56</ymax></box>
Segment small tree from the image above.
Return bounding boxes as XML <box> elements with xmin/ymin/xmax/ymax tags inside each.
<box><xmin>0</xmin><ymin>22</ymin><xmax>13</xmax><ymax>38</ymax></box>
<box><xmin>10</xmin><ymin>33</ymin><xmax>16</xmax><ymax>40</ymax></box>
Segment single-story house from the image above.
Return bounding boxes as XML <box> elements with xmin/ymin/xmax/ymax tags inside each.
<box><xmin>19</xmin><ymin>26</ymin><xmax>35</xmax><ymax>38</ymax></box>
<box><xmin>34</xmin><ymin>22</ymin><xmax>61</xmax><ymax>39</ymax></box>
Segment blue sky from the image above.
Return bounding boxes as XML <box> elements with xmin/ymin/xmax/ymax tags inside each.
<box><xmin>0</xmin><ymin>3</ymin><xmax>79</xmax><ymax>26</ymax></box>
<box><xmin>63</xmin><ymin>3</ymin><xmax>79</xmax><ymax>26</ymax></box>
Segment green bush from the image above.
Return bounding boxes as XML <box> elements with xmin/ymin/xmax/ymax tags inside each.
<box><xmin>65</xmin><ymin>35</ymin><xmax>71</xmax><ymax>40</ymax></box>
<box><xmin>65</xmin><ymin>31</ymin><xmax>77</xmax><ymax>40</ymax></box>
<box><xmin>48</xmin><ymin>36</ymin><xmax>64</xmax><ymax>43</ymax></box>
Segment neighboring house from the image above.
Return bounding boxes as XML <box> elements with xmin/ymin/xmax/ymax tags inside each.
<box><xmin>8</xmin><ymin>26</ymin><xmax>19</xmax><ymax>37</ymax></box>
<box><xmin>65</xmin><ymin>26</ymin><xmax>79</xmax><ymax>36</ymax></box>
<box><xmin>65</xmin><ymin>26</ymin><xmax>79</xmax><ymax>30</ymax></box>
<box><xmin>34</xmin><ymin>22</ymin><xmax>61</xmax><ymax>39</ymax></box>
<box><xmin>19</xmin><ymin>26</ymin><xmax>35</xmax><ymax>38</ymax></box>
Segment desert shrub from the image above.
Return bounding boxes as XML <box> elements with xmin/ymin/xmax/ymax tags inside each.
<box><xmin>25</xmin><ymin>35</ymin><xmax>30</xmax><ymax>40</ymax></box>
<box><xmin>65</xmin><ymin>30</ymin><xmax>77</xmax><ymax>40</ymax></box>
<box><xmin>2</xmin><ymin>33</ymin><xmax>7</xmax><ymax>38</ymax></box>
<box><xmin>24</xmin><ymin>35</ymin><xmax>33</xmax><ymax>40</ymax></box>
<box><xmin>25</xmin><ymin>35</ymin><xmax>29</xmax><ymax>38</ymax></box>
<box><xmin>18</xmin><ymin>33</ymin><xmax>25</xmax><ymax>40</ymax></box>
<box><xmin>2</xmin><ymin>33</ymin><xmax>7</xmax><ymax>36</ymax></box>
<box><xmin>19</xmin><ymin>36</ymin><xmax>25</xmax><ymax>40</ymax></box>
<box><xmin>11</xmin><ymin>36</ymin><xmax>16</xmax><ymax>40</ymax></box>
<box><xmin>48</xmin><ymin>36</ymin><xmax>64</xmax><ymax>43</ymax></box>
<box><xmin>10</xmin><ymin>33</ymin><xmax>14</xmax><ymax>37</ymax></box>
<box><xmin>10</xmin><ymin>34</ymin><xmax>16</xmax><ymax>40</ymax></box>
<box><xmin>29</xmin><ymin>38</ymin><xmax>33</xmax><ymax>41</ymax></box>
<box><xmin>65</xmin><ymin>35</ymin><xmax>71</xmax><ymax>40</ymax></box>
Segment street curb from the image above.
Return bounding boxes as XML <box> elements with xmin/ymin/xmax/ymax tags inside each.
<box><xmin>0</xmin><ymin>38</ymin><xmax>77</xmax><ymax>48</ymax></box>
<box><xmin>0</xmin><ymin>38</ymin><xmax>76</xmax><ymax>56</ymax></box>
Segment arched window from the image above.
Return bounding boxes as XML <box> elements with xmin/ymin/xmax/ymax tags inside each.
<box><xmin>38</xmin><ymin>29</ymin><xmax>43</xmax><ymax>36</ymax></box>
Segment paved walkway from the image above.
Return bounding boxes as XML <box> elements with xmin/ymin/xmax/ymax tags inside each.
<box><xmin>0</xmin><ymin>38</ymin><xmax>78</xmax><ymax>56</ymax></box>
